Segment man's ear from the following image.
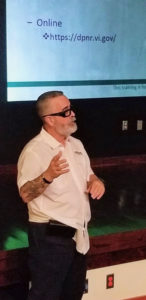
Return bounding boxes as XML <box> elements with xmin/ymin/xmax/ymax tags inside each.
<box><xmin>44</xmin><ymin>116</ymin><xmax>54</xmax><ymax>127</ymax></box>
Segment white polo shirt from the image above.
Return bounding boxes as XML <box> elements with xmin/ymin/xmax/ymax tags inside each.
<box><xmin>17</xmin><ymin>128</ymin><xmax>94</xmax><ymax>254</ymax></box>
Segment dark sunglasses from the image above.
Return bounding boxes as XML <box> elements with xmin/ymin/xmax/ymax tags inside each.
<box><xmin>42</xmin><ymin>106</ymin><xmax>74</xmax><ymax>118</ymax></box>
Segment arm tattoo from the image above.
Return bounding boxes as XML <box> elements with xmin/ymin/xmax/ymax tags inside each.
<box><xmin>20</xmin><ymin>174</ymin><xmax>48</xmax><ymax>203</ymax></box>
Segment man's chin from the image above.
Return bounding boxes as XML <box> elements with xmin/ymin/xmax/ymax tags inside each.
<box><xmin>65</xmin><ymin>124</ymin><xmax>78</xmax><ymax>137</ymax></box>
<box><xmin>71</xmin><ymin>123</ymin><xmax>78</xmax><ymax>133</ymax></box>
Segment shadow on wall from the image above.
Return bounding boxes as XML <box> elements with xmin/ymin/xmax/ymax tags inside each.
<box><xmin>89</xmin><ymin>163</ymin><xmax>146</xmax><ymax>236</ymax></box>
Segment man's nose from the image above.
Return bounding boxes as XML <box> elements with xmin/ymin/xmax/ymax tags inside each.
<box><xmin>71</xmin><ymin>109</ymin><xmax>75</xmax><ymax>117</ymax></box>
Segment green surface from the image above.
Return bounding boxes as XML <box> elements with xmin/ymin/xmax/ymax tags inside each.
<box><xmin>4</xmin><ymin>227</ymin><xmax>28</xmax><ymax>250</ymax></box>
<box><xmin>88</xmin><ymin>215</ymin><xmax>146</xmax><ymax>237</ymax></box>
<box><xmin>2</xmin><ymin>215</ymin><xmax>146</xmax><ymax>250</ymax></box>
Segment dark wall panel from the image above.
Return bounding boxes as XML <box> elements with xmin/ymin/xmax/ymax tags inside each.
<box><xmin>0</xmin><ymin>97</ymin><xmax>146</xmax><ymax>164</ymax></box>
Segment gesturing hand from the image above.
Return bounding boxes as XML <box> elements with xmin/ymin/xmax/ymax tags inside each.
<box><xmin>43</xmin><ymin>151</ymin><xmax>69</xmax><ymax>182</ymax></box>
<box><xmin>86</xmin><ymin>175</ymin><xmax>105</xmax><ymax>200</ymax></box>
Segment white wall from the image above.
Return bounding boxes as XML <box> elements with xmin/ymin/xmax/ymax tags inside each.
<box><xmin>82</xmin><ymin>260</ymin><xmax>146</xmax><ymax>300</ymax></box>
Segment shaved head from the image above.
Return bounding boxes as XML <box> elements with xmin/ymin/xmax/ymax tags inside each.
<box><xmin>36</xmin><ymin>91</ymin><xmax>64</xmax><ymax>119</ymax></box>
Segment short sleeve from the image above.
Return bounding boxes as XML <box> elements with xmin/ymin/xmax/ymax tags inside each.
<box><xmin>17</xmin><ymin>149</ymin><xmax>42</xmax><ymax>190</ymax></box>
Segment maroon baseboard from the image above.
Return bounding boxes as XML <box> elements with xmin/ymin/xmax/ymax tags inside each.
<box><xmin>0</xmin><ymin>228</ymin><xmax>146</xmax><ymax>287</ymax></box>
<box><xmin>87</xmin><ymin>228</ymin><xmax>146</xmax><ymax>269</ymax></box>
<box><xmin>0</xmin><ymin>248</ymin><xmax>28</xmax><ymax>287</ymax></box>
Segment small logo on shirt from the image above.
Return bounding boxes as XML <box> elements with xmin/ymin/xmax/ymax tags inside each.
<box><xmin>74</xmin><ymin>151</ymin><xmax>82</xmax><ymax>155</ymax></box>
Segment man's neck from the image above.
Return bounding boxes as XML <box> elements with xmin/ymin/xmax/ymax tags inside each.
<box><xmin>43</xmin><ymin>125</ymin><xmax>67</xmax><ymax>145</ymax></box>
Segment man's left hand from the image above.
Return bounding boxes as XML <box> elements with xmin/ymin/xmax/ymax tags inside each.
<box><xmin>86</xmin><ymin>175</ymin><xmax>105</xmax><ymax>200</ymax></box>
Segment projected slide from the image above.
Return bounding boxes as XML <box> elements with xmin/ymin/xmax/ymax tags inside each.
<box><xmin>6</xmin><ymin>0</ymin><xmax>146</xmax><ymax>101</ymax></box>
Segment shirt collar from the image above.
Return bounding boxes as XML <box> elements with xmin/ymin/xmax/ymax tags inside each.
<box><xmin>40</xmin><ymin>127</ymin><xmax>70</xmax><ymax>149</ymax></box>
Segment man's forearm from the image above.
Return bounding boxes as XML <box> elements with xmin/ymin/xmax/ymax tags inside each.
<box><xmin>19</xmin><ymin>173</ymin><xmax>49</xmax><ymax>203</ymax></box>
<box><xmin>89</xmin><ymin>173</ymin><xmax>105</xmax><ymax>183</ymax></box>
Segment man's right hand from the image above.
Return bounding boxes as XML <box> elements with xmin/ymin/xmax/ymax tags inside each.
<box><xmin>43</xmin><ymin>151</ymin><xmax>70</xmax><ymax>182</ymax></box>
<box><xmin>19</xmin><ymin>151</ymin><xmax>69</xmax><ymax>203</ymax></box>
